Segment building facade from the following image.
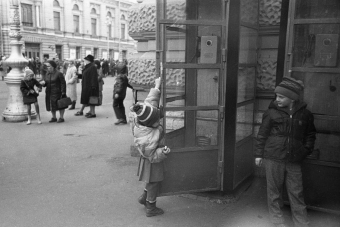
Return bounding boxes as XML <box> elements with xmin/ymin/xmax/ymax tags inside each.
<box><xmin>0</xmin><ymin>0</ymin><xmax>136</xmax><ymax>60</ymax></box>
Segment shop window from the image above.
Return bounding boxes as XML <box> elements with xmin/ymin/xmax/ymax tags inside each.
<box><xmin>76</xmin><ymin>47</ymin><xmax>81</xmax><ymax>59</ymax></box>
<box><xmin>21</xmin><ymin>3</ymin><xmax>33</xmax><ymax>27</ymax></box>
<box><xmin>54</xmin><ymin>11</ymin><xmax>61</xmax><ymax>31</ymax></box>
<box><xmin>93</xmin><ymin>48</ymin><xmax>98</xmax><ymax>59</ymax></box>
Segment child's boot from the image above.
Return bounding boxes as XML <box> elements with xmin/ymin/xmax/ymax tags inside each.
<box><xmin>137</xmin><ymin>190</ymin><xmax>147</xmax><ymax>206</ymax></box>
<box><xmin>145</xmin><ymin>201</ymin><xmax>164</xmax><ymax>217</ymax></box>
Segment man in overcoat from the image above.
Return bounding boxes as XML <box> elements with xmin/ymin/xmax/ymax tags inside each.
<box><xmin>75</xmin><ymin>55</ymin><xmax>99</xmax><ymax>118</ymax></box>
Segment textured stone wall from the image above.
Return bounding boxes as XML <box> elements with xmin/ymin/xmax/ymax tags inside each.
<box><xmin>259</xmin><ymin>0</ymin><xmax>282</xmax><ymax>26</ymax></box>
<box><xmin>128</xmin><ymin>0</ymin><xmax>282</xmax><ymax>91</ymax></box>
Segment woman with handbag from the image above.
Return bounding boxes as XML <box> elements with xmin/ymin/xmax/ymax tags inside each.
<box><xmin>65</xmin><ymin>60</ymin><xmax>78</xmax><ymax>110</ymax></box>
<box><xmin>20</xmin><ymin>69</ymin><xmax>43</xmax><ymax>125</ymax></box>
<box><xmin>75</xmin><ymin>55</ymin><xmax>100</xmax><ymax>118</ymax></box>
<box><xmin>40</xmin><ymin>60</ymin><xmax>67</xmax><ymax>123</ymax></box>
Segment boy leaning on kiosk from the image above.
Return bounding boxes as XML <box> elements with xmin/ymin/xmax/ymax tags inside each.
<box><xmin>255</xmin><ymin>77</ymin><xmax>316</xmax><ymax>227</ymax></box>
<box><xmin>130</xmin><ymin>77</ymin><xmax>170</xmax><ymax>217</ymax></box>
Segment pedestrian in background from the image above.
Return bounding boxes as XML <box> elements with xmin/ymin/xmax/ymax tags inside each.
<box><xmin>0</xmin><ymin>56</ymin><xmax>5</xmax><ymax>81</ymax></box>
<box><xmin>40</xmin><ymin>60</ymin><xmax>67</xmax><ymax>123</ymax></box>
<box><xmin>20</xmin><ymin>69</ymin><xmax>42</xmax><ymax>125</ymax></box>
<box><xmin>102</xmin><ymin>59</ymin><xmax>109</xmax><ymax>77</ymax></box>
<box><xmin>113</xmin><ymin>66</ymin><xmax>133</xmax><ymax>125</ymax></box>
<box><xmin>65</xmin><ymin>60</ymin><xmax>78</xmax><ymax>110</ymax></box>
<box><xmin>75</xmin><ymin>55</ymin><xmax>99</xmax><ymax>118</ymax></box>
<box><xmin>40</xmin><ymin>54</ymin><xmax>49</xmax><ymax>79</ymax></box>
<box><xmin>255</xmin><ymin>77</ymin><xmax>316</xmax><ymax>227</ymax></box>
<box><xmin>130</xmin><ymin>77</ymin><xmax>170</xmax><ymax>217</ymax></box>
<box><xmin>94</xmin><ymin>60</ymin><xmax>105</xmax><ymax>106</ymax></box>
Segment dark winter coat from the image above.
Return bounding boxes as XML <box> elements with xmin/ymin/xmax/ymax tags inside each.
<box><xmin>255</xmin><ymin>100</ymin><xmax>316</xmax><ymax>163</ymax></box>
<box><xmin>80</xmin><ymin>62</ymin><xmax>99</xmax><ymax>105</ymax></box>
<box><xmin>20</xmin><ymin>78</ymin><xmax>42</xmax><ymax>104</ymax></box>
<box><xmin>102</xmin><ymin>61</ymin><xmax>109</xmax><ymax>75</ymax></box>
<box><xmin>113</xmin><ymin>74</ymin><xmax>133</xmax><ymax>100</ymax></box>
<box><xmin>43</xmin><ymin>70</ymin><xmax>66</xmax><ymax>111</ymax></box>
<box><xmin>115</xmin><ymin>61</ymin><xmax>128</xmax><ymax>75</ymax></box>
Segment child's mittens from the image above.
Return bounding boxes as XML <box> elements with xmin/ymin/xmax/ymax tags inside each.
<box><xmin>163</xmin><ymin>146</ymin><xmax>170</xmax><ymax>154</ymax></box>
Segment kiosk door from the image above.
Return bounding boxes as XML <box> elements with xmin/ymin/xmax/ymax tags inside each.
<box><xmin>157</xmin><ymin>0</ymin><xmax>227</xmax><ymax>195</ymax></box>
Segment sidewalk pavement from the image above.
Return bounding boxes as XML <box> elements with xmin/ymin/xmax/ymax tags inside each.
<box><xmin>0</xmin><ymin>77</ymin><xmax>339</xmax><ymax>227</ymax></box>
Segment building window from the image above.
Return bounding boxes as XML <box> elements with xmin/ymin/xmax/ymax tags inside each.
<box><xmin>121</xmin><ymin>24</ymin><xmax>126</xmax><ymax>39</ymax></box>
<box><xmin>73</xmin><ymin>4</ymin><xmax>79</xmax><ymax>11</ymax></box>
<box><xmin>76</xmin><ymin>47</ymin><xmax>81</xmax><ymax>59</ymax></box>
<box><xmin>91</xmin><ymin>18</ymin><xmax>97</xmax><ymax>36</ymax></box>
<box><xmin>21</xmin><ymin>3</ymin><xmax>33</xmax><ymax>27</ymax></box>
<box><xmin>107</xmin><ymin>12</ymin><xmax>113</xmax><ymax>38</ymax></box>
<box><xmin>53</xmin><ymin>0</ymin><xmax>60</xmax><ymax>7</ymax></box>
<box><xmin>93</xmin><ymin>48</ymin><xmax>98</xmax><ymax>59</ymax></box>
<box><xmin>73</xmin><ymin>15</ymin><xmax>79</xmax><ymax>33</ymax></box>
<box><xmin>91</xmin><ymin>8</ymin><xmax>96</xmax><ymax>14</ymax></box>
<box><xmin>54</xmin><ymin>11</ymin><xmax>61</xmax><ymax>31</ymax></box>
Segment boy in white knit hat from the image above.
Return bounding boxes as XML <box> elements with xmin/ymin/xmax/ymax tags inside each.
<box><xmin>255</xmin><ymin>77</ymin><xmax>316</xmax><ymax>227</ymax></box>
<box><xmin>130</xmin><ymin>77</ymin><xmax>170</xmax><ymax>217</ymax></box>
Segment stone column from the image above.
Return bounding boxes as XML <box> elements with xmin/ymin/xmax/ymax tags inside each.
<box><xmin>2</xmin><ymin>0</ymin><xmax>31</xmax><ymax>122</ymax></box>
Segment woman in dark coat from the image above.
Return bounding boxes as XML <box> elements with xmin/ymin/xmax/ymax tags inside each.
<box><xmin>40</xmin><ymin>60</ymin><xmax>67</xmax><ymax>123</ymax></box>
<box><xmin>75</xmin><ymin>55</ymin><xmax>99</xmax><ymax>118</ymax></box>
<box><xmin>20</xmin><ymin>69</ymin><xmax>42</xmax><ymax>125</ymax></box>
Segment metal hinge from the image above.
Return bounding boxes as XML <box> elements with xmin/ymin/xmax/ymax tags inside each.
<box><xmin>218</xmin><ymin>160</ymin><xmax>224</xmax><ymax>173</ymax></box>
<box><xmin>219</xmin><ymin>106</ymin><xmax>225</xmax><ymax>120</ymax></box>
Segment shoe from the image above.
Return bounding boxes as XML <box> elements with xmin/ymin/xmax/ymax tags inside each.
<box><xmin>138</xmin><ymin>190</ymin><xmax>147</xmax><ymax>206</ymax></box>
<box><xmin>57</xmin><ymin>118</ymin><xmax>65</xmax><ymax>123</ymax></box>
<box><xmin>86</xmin><ymin>114</ymin><xmax>96</xmax><ymax>118</ymax></box>
<box><xmin>75</xmin><ymin>111</ymin><xmax>83</xmax><ymax>116</ymax></box>
<box><xmin>85</xmin><ymin>112</ymin><xmax>91</xmax><ymax>116</ymax></box>
<box><xmin>114</xmin><ymin>119</ymin><xmax>127</xmax><ymax>125</ymax></box>
<box><xmin>49</xmin><ymin>118</ymin><xmax>57</xmax><ymax>123</ymax></box>
<box><xmin>145</xmin><ymin>201</ymin><xmax>164</xmax><ymax>217</ymax></box>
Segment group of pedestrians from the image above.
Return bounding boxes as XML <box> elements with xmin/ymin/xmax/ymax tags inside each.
<box><xmin>18</xmin><ymin>52</ymin><xmax>317</xmax><ymax>226</ymax></box>
<box><xmin>19</xmin><ymin>54</ymin><xmax>133</xmax><ymax>125</ymax></box>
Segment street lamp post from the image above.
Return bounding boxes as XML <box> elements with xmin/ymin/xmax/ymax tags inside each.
<box><xmin>2</xmin><ymin>0</ymin><xmax>32</xmax><ymax>122</ymax></box>
<box><xmin>105</xmin><ymin>16</ymin><xmax>112</xmax><ymax>60</ymax></box>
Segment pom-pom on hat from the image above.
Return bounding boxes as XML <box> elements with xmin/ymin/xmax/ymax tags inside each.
<box><xmin>130</xmin><ymin>103</ymin><xmax>161</xmax><ymax>127</ymax></box>
<box><xmin>25</xmin><ymin>69</ymin><xmax>34</xmax><ymax>77</ymax></box>
<box><xmin>274</xmin><ymin>77</ymin><xmax>304</xmax><ymax>101</ymax></box>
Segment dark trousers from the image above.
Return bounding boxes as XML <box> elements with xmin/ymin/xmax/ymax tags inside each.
<box><xmin>113</xmin><ymin>98</ymin><xmax>126</xmax><ymax>120</ymax></box>
<box><xmin>265</xmin><ymin>159</ymin><xmax>309</xmax><ymax>227</ymax></box>
<box><xmin>145</xmin><ymin>182</ymin><xmax>160</xmax><ymax>203</ymax></box>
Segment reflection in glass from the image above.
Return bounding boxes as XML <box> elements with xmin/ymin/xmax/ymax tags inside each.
<box><xmin>164</xmin><ymin>0</ymin><xmax>222</xmax><ymax>21</ymax></box>
<box><xmin>295</xmin><ymin>0</ymin><xmax>340</xmax><ymax>19</ymax></box>
<box><xmin>240</xmin><ymin>0</ymin><xmax>258</xmax><ymax>26</ymax></box>
<box><xmin>292</xmin><ymin>24</ymin><xmax>340</xmax><ymax>68</ymax></box>
<box><xmin>239</xmin><ymin>26</ymin><xmax>258</xmax><ymax>64</ymax></box>
<box><xmin>165</xmin><ymin>110</ymin><xmax>218</xmax><ymax>149</ymax></box>
<box><xmin>237</xmin><ymin>67</ymin><xmax>255</xmax><ymax>103</ymax></box>
<box><xmin>165</xmin><ymin>25</ymin><xmax>222</xmax><ymax>64</ymax></box>
<box><xmin>236</xmin><ymin>104</ymin><xmax>254</xmax><ymax>142</ymax></box>
<box><xmin>165</xmin><ymin>68</ymin><xmax>220</xmax><ymax>107</ymax></box>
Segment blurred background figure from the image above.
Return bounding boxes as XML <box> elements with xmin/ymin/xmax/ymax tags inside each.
<box><xmin>65</xmin><ymin>59</ymin><xmax>78</xmax><ymax>110</ymax></box>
